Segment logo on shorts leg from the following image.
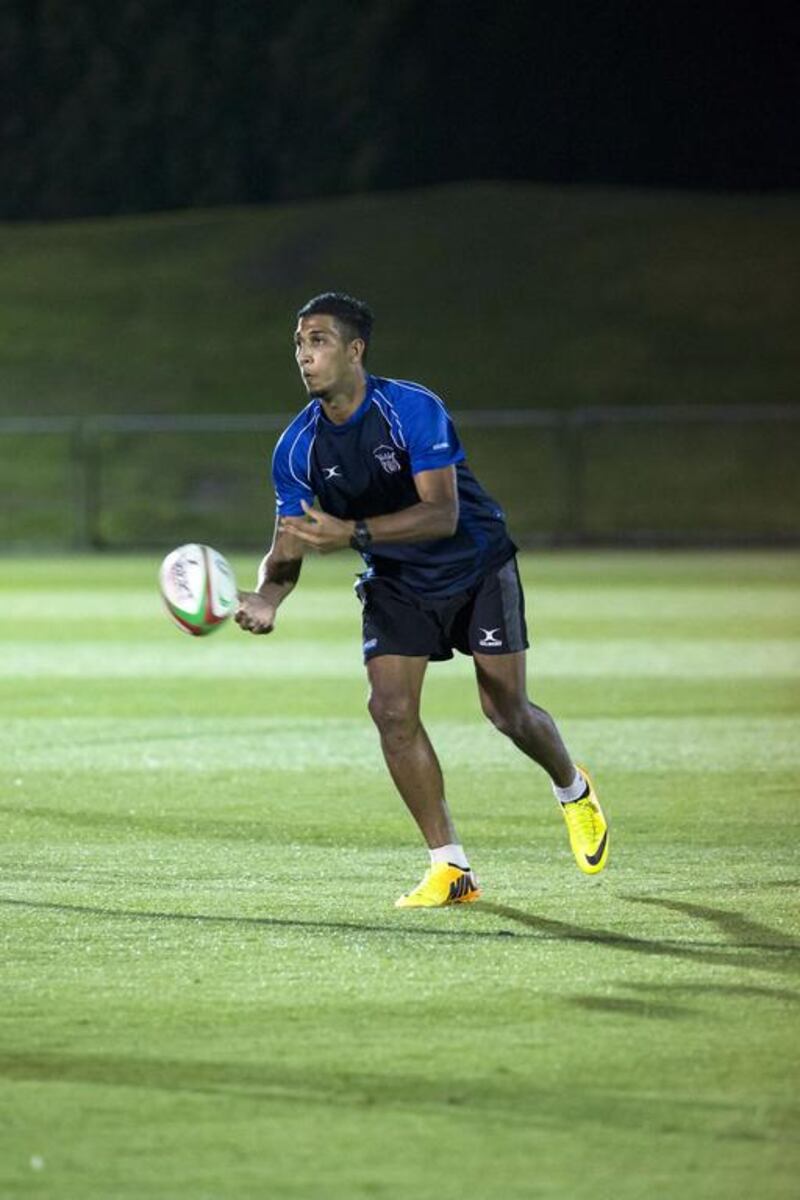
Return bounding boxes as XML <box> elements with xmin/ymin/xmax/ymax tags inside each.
<box><xmin>373</xmin><ymin>444</ymin><xmax>402</xmax><ymax>474</ymax></box>
<box><xmin>479</xmin><ymin>628</ymin><xmax>503</xmax><ymax>647</ymax></box>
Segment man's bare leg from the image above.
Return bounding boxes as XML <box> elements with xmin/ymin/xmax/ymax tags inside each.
<box><xmin>474</xmin><ymin>649</ymin><xmax>610</xmax><ymax>873</ymax></box>
<box><xmin>473</xmin><ymin>650</ymin><xmax>575</xmax><ymax>785</ymax></box>
<box><xmin>366</xmin><ymin>654</ymin><xmax>459</xmax><ymax>848</ymax></box>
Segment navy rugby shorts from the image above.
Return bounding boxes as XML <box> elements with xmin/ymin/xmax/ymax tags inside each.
<box><xmin>356</xmin><ymin>556</ymin><xmax>529</xmax><ymax>662</ymax></box>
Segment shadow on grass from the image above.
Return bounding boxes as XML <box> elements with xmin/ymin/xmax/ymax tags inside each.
<box><xmin>0</xmin><ymin>1049</ymin><xmax>458</xmax><ymax>1107</ymax></box>
<box><xmin>0</xmin><ymin>895</ymin><xmax>520</xmax><ymax>941</ymax></box>
<box><xmin>622</xmin><ymin>894</ymin><xmax>800</xmax><ymax>949</ymax></box>
<box><xmin>566</xmin><ymin>979</ymin><xmax>800</xmax><ymax>1020</ymax></box>
<box><xmin>624</xmin><ymin>980</ymin><xmax>800</xmax><ymax>1004</ymax></box>
<box><xmin>0</xmin><ymin>1050</ymin><xmax>774</xmax><ymax>1135</ymax></box>
<box><xmin>476</xmin><ymin>900</ymin><xmax>800</xmax><ymax>975</ymax></box>
<box><xmin>566</xmin><ymin>994</ymin><xmax>690</xmax><ymax>1020</ymax></box>
<box><xmin>4</xmin><ymin>894</ymin><xmax>799</xmax><ymax>974</ymax></box>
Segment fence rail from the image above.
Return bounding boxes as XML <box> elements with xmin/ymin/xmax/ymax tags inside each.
<box><xmin>2</xmin><ymin>405</ymin><xmax>798</xmax><ymax>549</ymax></box>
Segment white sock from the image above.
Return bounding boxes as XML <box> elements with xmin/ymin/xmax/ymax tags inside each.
<box><xmin>429</xmin><ymin>843</ymin><xmax>470</xmax><ymax>870</ymax></box>
<box><xmin>552</xmin><ymin>768</ymin><xmax>587</xmax><ymax>805</ymax></box>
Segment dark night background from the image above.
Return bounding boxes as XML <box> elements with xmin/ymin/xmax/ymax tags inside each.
<box><xmin>1</xmin><ymin>0</ymin><xmax>798</xmax><ymax>220</ymax></box>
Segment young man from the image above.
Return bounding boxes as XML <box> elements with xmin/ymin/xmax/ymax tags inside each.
<box><xmin>235</xmin><ymin>292</ymin><xmax>608</xmax><ymax>907</ymax></box>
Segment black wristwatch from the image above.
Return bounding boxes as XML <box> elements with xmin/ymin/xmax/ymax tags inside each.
<box><xmin>350</xmin><ymin>519</ymin><xmax>372</xmax><ymax>552</ymax></box>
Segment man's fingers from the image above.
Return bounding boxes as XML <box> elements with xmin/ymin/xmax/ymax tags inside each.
<box><xmin>287</xmin><ymin>525</ymin><xmax>320</xmax><ymax>546</ymax></box>
<box><xmin>234</xmin><ymin>606</ymin><xmax>254</xmax><ymax>630</ymax></box>
<box><xmin>281</xmin><ymin>510</ymin><xmax>317</xmax><ymax>528</ymax></box>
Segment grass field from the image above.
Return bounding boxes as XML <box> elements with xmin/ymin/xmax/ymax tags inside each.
<box><xmin>1</xmin><ymin>550</ymin><xmax>798</xmax><ymax>1198</ymax></box>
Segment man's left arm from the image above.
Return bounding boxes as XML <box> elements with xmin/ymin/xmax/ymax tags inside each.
<box><xmin>281</xmin><ymin>466</ymin><xmax>459</xmax><ymax>553</ymax></box>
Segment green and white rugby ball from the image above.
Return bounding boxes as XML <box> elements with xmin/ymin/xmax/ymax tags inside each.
<box><xmin>158</xmin><ymin>543</ymin><xmax>236</xmax><ymax>636</ymax></box>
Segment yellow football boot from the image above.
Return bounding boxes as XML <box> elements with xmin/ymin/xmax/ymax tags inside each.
<box><xmin>395</xmin><ymin>862</ymin><xmax>481</xmax><ymax>908</ymax></box>
<box><xmin>560</xmin><ymin>766</ymin><xmax>609</xmax><ymax>875</ymax></box>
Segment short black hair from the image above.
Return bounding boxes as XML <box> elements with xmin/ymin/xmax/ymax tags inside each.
<box><xmin>296</xmin><ymin>292</ymin><xmax>373</xmax><ymax>360</ymax></box>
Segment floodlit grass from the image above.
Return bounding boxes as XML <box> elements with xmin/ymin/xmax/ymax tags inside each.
<box><xmin>1</xmin><ymin>550</ymin><xmax>798</xmax><ymax>1199</ymax></box>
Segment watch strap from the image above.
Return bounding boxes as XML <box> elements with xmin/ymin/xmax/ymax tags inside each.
<box><xmin>350</xmin><ymin>519</ymin><xmax>372</xmax><ymax>551</ymax></box>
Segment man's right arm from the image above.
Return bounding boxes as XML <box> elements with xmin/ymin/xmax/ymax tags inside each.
<box><xmin>235</xmin><ymin>519</ymin><xmax>304</xmax><ymax>636</ymax></box>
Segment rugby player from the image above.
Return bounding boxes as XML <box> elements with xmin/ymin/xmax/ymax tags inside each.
<box><xmin>236</xmin><ymin>293</ymin><xmax>608</xmax><ymax>907</ymax></box>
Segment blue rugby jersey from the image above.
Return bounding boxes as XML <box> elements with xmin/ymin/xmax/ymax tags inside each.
<box><xmin>271</xmin><ymin>374</ymin><xmax>516</xmax><ymax>596</ymax></box>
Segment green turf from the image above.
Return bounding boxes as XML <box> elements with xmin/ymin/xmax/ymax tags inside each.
<box><xmin>1</xmin><ymin>551</ymin><xmax>798</xmax><ymax>1198</ymax></box>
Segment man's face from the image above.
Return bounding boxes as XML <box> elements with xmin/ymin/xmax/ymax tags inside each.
<box><xmin>294</xmin><ymin>314</ymin><xmax>361</xmax><ymax>398</ymax></box>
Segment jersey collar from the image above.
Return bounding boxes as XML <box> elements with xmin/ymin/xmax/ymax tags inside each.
<box><xmin>315</xmin><ymin>375</ymin><xmax>375</xmax><ymax>433</ymax></box>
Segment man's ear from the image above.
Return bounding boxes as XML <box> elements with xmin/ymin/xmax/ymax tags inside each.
<box><xmin>350</xmin><ymin>338</ymin><xmax>365</xmax><ymax>364</ymax></box>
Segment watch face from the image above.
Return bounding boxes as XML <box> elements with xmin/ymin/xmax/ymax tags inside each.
<box><xmin>356</xmin><ymin>522</ymin><xmax>371</xmax><ymax>549</ymax></box>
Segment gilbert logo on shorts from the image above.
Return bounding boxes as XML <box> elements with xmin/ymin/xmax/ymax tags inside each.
<box><xmin>479</xmin><ymin>627</ymin><xmax>503</xmax><ymax>647</ymax></box>
<box><xmin>373</xmin><ymin>444</ymin><xmax>401</xmax><ymax>474</ymax></box>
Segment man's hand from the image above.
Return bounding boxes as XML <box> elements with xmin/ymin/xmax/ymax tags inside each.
<box><xmin>235</xmin><ymin>591</ymin><xmax>277</xmax><ymax>635</ymax></box>
<box><xmin>280</xmin><ymin>500</ymin><xmax>353</xmax><ymax>554</ymax></box>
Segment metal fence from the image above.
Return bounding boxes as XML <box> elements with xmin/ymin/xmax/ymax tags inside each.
<box><xmin>1</xmin><ymin>406</ymin><xmax>798</xmax><ymax>549</ymax></box>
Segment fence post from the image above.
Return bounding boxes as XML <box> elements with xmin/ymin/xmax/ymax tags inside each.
<box><xmin>71</xmin><ymin>420</ymin><xmax>103</xmax><ymax>549</ymax></box>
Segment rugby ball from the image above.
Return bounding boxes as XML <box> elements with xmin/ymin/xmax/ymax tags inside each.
<box><xmin>158</xmin><ymin>543</ymin><xmax>237</xmax><ymax>636</ymax></box>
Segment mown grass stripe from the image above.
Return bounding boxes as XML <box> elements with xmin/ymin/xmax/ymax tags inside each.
<box><xmin>3</xmin><ymin>715</ymin><xmax>800</xmax><ymax>772</ymax></box>
<box><xmin>1</xmin><ymin>638</ymin><xmax>799</xmax><ymax>678</ymax></box>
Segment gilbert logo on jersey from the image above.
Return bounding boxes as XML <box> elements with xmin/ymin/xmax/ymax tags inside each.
<box><xmin>373</xmin><ymin>444</ymin><xmax>402</xmax><ymax>474</ymax></box>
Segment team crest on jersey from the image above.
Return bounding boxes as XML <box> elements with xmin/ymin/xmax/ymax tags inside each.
<box><xmin>373</xmin><ymin>444</ymin><xmax>402</xmax><ymax>474</ymax></box>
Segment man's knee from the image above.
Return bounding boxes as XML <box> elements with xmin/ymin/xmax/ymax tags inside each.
<box><xmin>481</xmin><ymin>693</ymin><xmax>534</xmax><ymax>742</ymax></box>
<box><xmin>482</xmin><ymin>694</ymin><xmax>517</xmax><ymax>738</ymax></box>
<box><xmin>367</xmin><ymin>688</ymin><xmax>420</xmax><ymax>748</ymax></box>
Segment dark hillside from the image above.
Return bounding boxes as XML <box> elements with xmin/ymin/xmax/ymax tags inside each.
<box><xmin>1</xmin><ymin>183</ymin><xmax>797</xmax><ymax>417</ymax></box>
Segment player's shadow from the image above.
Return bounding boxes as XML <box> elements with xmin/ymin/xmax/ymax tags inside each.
<box><xmin>476</xmin><ymin>898</ymin><xmax>800</xmax><ymax>975</ymax></box>
<box><xmin>0</xmin><ymin>896</ymin><xmax>522</xmax><ymax>942</ymax></box>
<box><xmin>4</xmin><ymin>895</ymin><xmax>799</xmax><ymax>970</ymax></box>
<box><xmin>622</xmin><ymin>894</ymin><xmax>799</xmax><ymax>950</ymax></box>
